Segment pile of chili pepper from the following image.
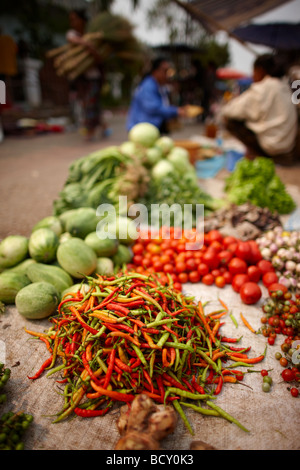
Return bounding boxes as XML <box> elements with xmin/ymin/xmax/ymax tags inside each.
<box><xmin>25</xmin><ymin>272</ymin><xmax>267</xmax><ymax>434</ymax></box>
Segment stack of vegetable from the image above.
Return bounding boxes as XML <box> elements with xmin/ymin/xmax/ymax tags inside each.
<box><xmin>53</xmin><ymin>122</ymin><xmax>219</xmax><ymax>222</ymax></box>
<box><xmin>0</xmin><ymin>363</ymin><xmax>33</xmax><ymax>450</ymax></box>
<box><xmin>24</xmin><ymin>271</ymin><xmax>264</xmax><ymax>433</ymax></box>
<box><xmin>256</xmin><ymin>227</ymin><xmax>300</xmax><ymax>292</ymax></box>
<box><xmin>47</xmin><ymin>12</ymin><xmax>146</xmax><ymax>81</ymax></box>
<box><xmin>224</xmin><ymin>157</ymin><xmax>296</xmax><ymax>215</ymax></box>
<box><xmin>0</xmin><ymin>211</ymin><xmax>135</xmax><ymax>316</ymax></box>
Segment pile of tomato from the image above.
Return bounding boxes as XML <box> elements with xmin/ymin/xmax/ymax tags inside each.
<box><xmin>130</xmin><ymin>228</ymin><xmax>281</xmax><ymax>305</ymax></box>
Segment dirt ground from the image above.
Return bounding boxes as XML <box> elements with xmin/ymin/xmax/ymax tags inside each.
<box><xmin>1</xmin><ymin>111</ymin><xmax>300</xmax><ymax>239</ymax></box>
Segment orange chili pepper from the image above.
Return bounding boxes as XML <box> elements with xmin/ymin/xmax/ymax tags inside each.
<box><xmin>197</xmin><ymin>301</ymin><xmax>216</xmax><ymax>344</ymax></box>
<box><xmin>240</xmin><ymin>313</ymin><xmax>256</xmax><ymax>333</ymax></box>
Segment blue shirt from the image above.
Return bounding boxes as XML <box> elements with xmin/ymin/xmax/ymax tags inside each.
<box><xmin>127</xmin><ymin>75</ymin><xmax>178</xmax><ymax>131</ymax></box>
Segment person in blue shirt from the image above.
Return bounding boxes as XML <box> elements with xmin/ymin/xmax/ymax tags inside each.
<box><xmin>127</xmin><ymin>57</ymin><xmax>187</xmax><ymax>133</ymax></box>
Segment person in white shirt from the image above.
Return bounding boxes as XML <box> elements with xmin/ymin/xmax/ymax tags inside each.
<box><xmin>221</xmin><ymin>54</ymin><xmax>298</xmax><ymax>165</ymax></box>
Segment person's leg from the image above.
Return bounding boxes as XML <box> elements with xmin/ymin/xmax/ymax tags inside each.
<box><xmin>82</xmin><ymin>79</ymin><xmax>101</xmax><ymax>140</ymax></box>
<box><xmin>224</xmin><ymin>118</ymin><xmax>268</xmax><ymax>159</ymax></box>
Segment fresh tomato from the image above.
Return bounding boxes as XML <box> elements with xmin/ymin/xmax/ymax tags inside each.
<box><xmin>231</xmin><ymin>274</ymin><xmax>250</xmax><ymax>293</ymax></box>
<box><xmin>175</xmin><ymin>261</ymin><xmax>187</xmax><ymax>273</ymax></box>
<box><xmin>189</xmin><ymin>271</ymin><xmax>201</xmax><ymax>283</ymax></box>
<box><xmin>133</xmin><ymin>255</ymin><xmax>143</xmax><ymax>265</ymax></box>
<box><xmin>202</xmin><ymin>273</ymin><xmax>214</xmax><ymax>285</ymax></box>
<box><xmin>202</xmin><ymin>251</ymin><xmax>219</xmax><ymax>270</ymax></box>
<box><xmin>228</xmin><ymin>257</ymin><xmax>248</xmax><ymax>275</ymax></box>
<box><xmin>235</xmin><ymin>241</ymin><xmax>252</xmax><ymax>262</ymax></box>
<box><xmin>146</xmin><ymin>242</ymin><xmax>161</xmax><ymax>254</ymax></box>
<box><xmin>215</xmin><ymin>275</ymin><xmax>226</xmax><ymax>288</ymax></box>
<box><xmin>178</xmin><ymin>272</ymin><xmax>188</xmax><ymax>283</ymax></box>
<box><xmin>197</xmin><ymin>263</ymin><xmax>209</xmax><ymax>276</ymax></box>
<box><xmin>248</xmin><ymin>240</ymin><xmax>262</xmax><ymax>263</ymax></box>
<box><xmin>173</xmin><ymin>282</ymin><xmax>182</xmax><ymax>292</ymax></box>
<box><xmin>211</xmin><ymin>269</ymin><xmax>221</xmax><ymax>278</ymax></box>
<box><xmin>163</xmin><ymin>263</ymin><xmax>174</xmax><ymax>274</ymax></box>
<box><xmin>262</xmin><ymin>271</ymin><xmax>279</xmax><ymax>287</ymax></box>
<box><xmin>257</xmin><ymin>259</ymin><xmax>275</xmax><ymax>275</ymax></box>
<box><xmin>227</xmin><ymin>242</ymin><xmax>238</xmax><ymax>253</ymax></box>
<box><xmin>208</xmin><ymin>240</ymin><xmax>223</xmax><ymax>253</ymax></box>
<box><xmin>268</xmin><ymin>283</ymin><xmax>288</xmax><ymax>297</ymax></box>
<box><xmin>218</xmin><ymin>250</ymin><xmax>233</xmax><ymax>266</ymax></box>
<box><xmin>206</xmin><ymin>230</ymin><xmax>223</xmax><ymax>244</ymax></box>
<box><xmin>185</xmin><ymin>258</ymin><xmax>197</xmax><ymax>272</ymax></box>
<box><xmin>153</xmin><ymin>260</ymin><xmax>163</xmax><ymax>272</ymax></box>
<box><xmin>223</xmin><ymin>271</ymin><xmax>233</xmax><ymax>284</ymax></box>
<box><xmin>247</xmin><ymin>265</ymin><xmax>261</xmax><ymax>283</ymax></box>
<box><xmin>223</xmin><ymin>236</ymin><xmax>237</xmax><ymax>248</ymax></box>
<box><xmin>240</xmin><ymin>282</ymin><xmax>262</xmax><ymax>305</ymax></box>
<box><xmin>132</xmin><ymin>242</ymin><xmax>144</xmax><ymax>255</ymax></box>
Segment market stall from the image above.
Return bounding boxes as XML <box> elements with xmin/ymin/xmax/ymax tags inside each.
<box><xmin>0</xmin><ymin>123</ymin><xmax>299</xmax><ymax>452</ymax></box>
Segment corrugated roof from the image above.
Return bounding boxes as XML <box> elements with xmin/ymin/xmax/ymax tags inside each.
<box><xmin>172</xmin><ymin>0</ymin><xmax>292</xmax><ymax>33</ymax></box>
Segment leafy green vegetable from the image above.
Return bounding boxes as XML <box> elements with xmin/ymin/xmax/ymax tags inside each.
<box><xmin>225</xmin><ymin>157</ymin><xmax>296</xmax><ymax>214</ymax></box>
<box><xmin>140</xmin><ymin>172</ymin><xmax>223</xmax><ymax>227</ymax></box>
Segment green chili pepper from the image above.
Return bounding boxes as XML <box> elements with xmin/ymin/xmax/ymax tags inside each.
<box><xmin>206</xmin><ymin>400</ymin><xmax>250</xmax><ymax>432</ymax></box>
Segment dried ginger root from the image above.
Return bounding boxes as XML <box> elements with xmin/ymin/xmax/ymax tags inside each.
<box><xmin>115</xmin><ymin>394</ymin><xmax>177</xmax><ymax>450</ymax></box>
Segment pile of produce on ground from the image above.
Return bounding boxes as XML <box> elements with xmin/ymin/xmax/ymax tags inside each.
<box><xmin>224</xmin><ymin>157</ymin><xmax>296</xmax><ymax>215</ymax></box>
<box><xmin>0</xmin><ymin>363</ymin><xmax>33</xmax><ymax>450</ymax></box>
<box><xmin>130</xmin><ymin>227</ymin><xmax>278</xmax><ymax>305</ymax></box>
<box><xmin>53</xmin><ymin>122</ymin><xmax>220</xmax><ymax>222</ymax></box>
<box><xmin>47</xmin><ymin>12</ymin><xmax>146</xmax><ymax>81</ymax></box>
<box><xmin>25</xmin><ymin>271</ymin><xmax>266</xmax><ymax>436</ymax></box>
<box><xmin>0</xmin><ymin>211</ymin><xmax>135</xmax><ymax>315</ymax></box>
<box><xmin>259</xmin><ymin>287</ymin><xmax>300</xmax><ymax>397</ymax></box>
<box><xmin>204</xmin><ymin>202</ymin><xmax>282</xmax><ymax>240</ymax></box>
<box><xmin>256</xmin><ymin>227</ymin><xmax>300</xmax><ymax>292</ymax></box>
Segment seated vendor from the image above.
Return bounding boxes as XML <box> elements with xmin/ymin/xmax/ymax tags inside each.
<box><xmin>221</xmin><ymin>54</ymin><xmax>298</xmax><ymax>165</ymax></box>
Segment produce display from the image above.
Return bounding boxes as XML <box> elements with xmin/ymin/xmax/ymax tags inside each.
<box><xmin>204</xmin><ymin>202</ymin><xmax>282</xmax><ymax>240</ymax></box>
<box><xmin>224</xmin><ymin>157</ymin><xmax>296</xmax><ymax>214</ymax></box>
<box><xmin>260</xmin><ymin>288</ymin><xmax>300</xmax><ymax>397</ymax></box>
<box><xmin>130</xmin><ymin>227</ymin><xmax>270</xmax><ymax>305</ymax></box>
<box><xmin>52</xmin><ymin>123</ymin><xmax>219</xmax><ymax>223</ymax></box>
<box><xmin>0</xmin><ymin>211</ymin><xmax>134</xmax><ymax>313</ymax></box>
<box><xmin>256</xmin><ymin>227</ymin><xmax>300</xmax><ymax>292</ymax></box>
<box><xmin>1</xmin><ymin>121</ymin><xmax>299</xmax><ymax>450</ymax></box>
<box><xmin>25</xmin><ymin>271</ymin><xmax>265</xmax><ymax>435</ymax></box>
<box><xmin>0</xmin><ymin>363</ymin><xmax>33</xmax><ymax>450</ymax></box>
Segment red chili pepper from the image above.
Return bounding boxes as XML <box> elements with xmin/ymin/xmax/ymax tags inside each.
<box><xmin>156</xmin><ymin>374</ymin><xmax>165</xmax><ymax>402</ymax></box>
<box><xmin>58</xmin><ymin>297</ymin><xmax>82</xmax><ymax>313</ymax></box>
<box><xmin>28</xmin><ymin>356</ymin><xmax>53</xmax><ymax>380</ymax></box>
<box><xmin>121</xmin><ymin>300</ymin><xmax>145</xmax><ymax>308</ymax></box>
<box><xmin>90</xmin><ymin>381</ymin><xmax>135</xmax><ymax>402</ymax></box>
<box><xmin>92</xmin><ymin>286</ymin><xmax>121</xmax><ymax>311</ymax></box>
<box><xmin>70</xmin><ymin>332</ymin><xmax>80</xmax><ymax>356</ymax></box>
<box><xmin>130</xmin><ymin>358</ymin><xmax>142</xmax><ymax>369</ymax></box>
<box><xmin>69</xmin><ymin>306</ymin><xmax>99</xmax><ymax>335</ymax></box>
<box><xmin>182</xmin><ymin>377</ymin><xmax>194</xmax><ymax>393</ymax></box>
<box><xmin>82</xmin><ymin>352</ymin><xmax>102</xmax><ymax>385</ymax></box>
<box><xmin>214</xmin><ymin>376</ymin><xmax>223</xmax><ymax>395</ymax></box>
<box><xmin>162</xmin><ymin>372</ymin><xmax>188</xmax><ymax>391</ymax></box>
<box><xmin>220</xmin><ymin>336</ymin><xmax>240</xmax><ymax>343</ymax></box>
<box><xmin>74</xmin><ymin>406</ymin><xmax>111</xmax><ymax>417</ymax></box>
<box><xmin>114</xmin><ymin>358</ymin><xmax>132</xmax><ymax>373</ymax></box>
<box><xmin>191</xmin><ymin>375</ymin><xmax>205</xmax><ymax>394</ymax></box>
<box><xmin>103</xmin><ymin>348</ymin><xmax>116</xmax><ymax>389</ymax></box>
<box><xmin>106</xmin><ymin>302</ymin><xmax>130</xmax><ymax>316</ymax></box>
<box><xmin>141</xmin><ymin>327</ymin><xmax>160</xmax><ymax>334</ymax></box>
<box><xmin>205</xmin><ymin>369</ymin><xmax>214</xmax><ymax>384</ymax></box>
